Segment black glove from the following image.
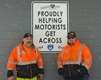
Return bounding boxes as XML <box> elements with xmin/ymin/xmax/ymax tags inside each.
<box><xmin>7</xmin><ymin>70</ymin><xmax>13</xmax><ymax>77</ymax></box>
<box><xmin>78</xmin><ymin>66</ymin><xmax>88</xmax><ymax>78</ymax></box>
<box><xmin>58</xmin><ymin>68</ymin><xmax>63</xmax><ymax>75</ymax></box>
<box><xmin>38</xmin><ymin>68</ymin><xmax>44</xmax><ymax>74</ymax></box>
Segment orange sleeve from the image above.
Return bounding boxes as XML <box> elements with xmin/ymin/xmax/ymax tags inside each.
<box><xmin>82</xmin><ymin>44</ymin><xmax>92</xmax><ymax>70</ymax></box>
<box><xmin>7</xmin><ymin>47</ymin><xmax>17</xmax><ymax>70</ymax></box>
<box><xmin>57</xmin><ymin>51</ymin><xmax>63</xmax><ymax>68</ymax></box>
<box><xmin>37</xmin><ymin>49</ymin><xmax>44</xmax><ymax>68</ymax></box>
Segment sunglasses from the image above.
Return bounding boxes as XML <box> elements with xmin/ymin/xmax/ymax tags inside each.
<box><xmin>68</xmin><ymin>37</ymin><xmax>75</xmax><ymax>39</ymax></box>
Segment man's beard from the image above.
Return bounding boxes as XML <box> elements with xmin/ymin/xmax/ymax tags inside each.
<box><xmin>25</xmin><ymin>42</ymin><xmax>32</xmax><ymax>47</ymax></box>
<box><xmin>68</xmin><ymin>41</ymin><xmax>74</xmax><ymax>46</ymax></box>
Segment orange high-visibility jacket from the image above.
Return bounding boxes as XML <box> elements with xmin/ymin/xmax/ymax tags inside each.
<box><xmin>57</xmin><ymin>39</ymin><xmax>92</xmax><ymax>70</ymax></box>
<box><xmin>7</xmin><ymin>42</ymin><xmax>44</xmax><ymax>71</ymax></box>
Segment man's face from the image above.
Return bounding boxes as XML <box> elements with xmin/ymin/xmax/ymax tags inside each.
<box><xmin>23</xmin><ymin>36</ymin><xmax>33</xmax><ymax>47</ymax></box>
<box><xmin>68</xmin><ymin>37</ymin><xmax>76</xmax><ymax>45</ymax></box>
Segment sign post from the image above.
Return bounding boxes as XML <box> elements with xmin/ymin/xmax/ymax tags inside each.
<box><xmin>31</xmin><ymin>1</ymin><xmax>69</xmax><ymax>53</ymax></box>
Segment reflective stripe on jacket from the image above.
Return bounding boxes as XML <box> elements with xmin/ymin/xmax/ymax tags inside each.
<box><xmin>57</xmin><ymin>40</ymin><xmax>92</xmax><ymax>70</ymax></box>
<box><xmin>7</xmin><ymin>42</ymin><xmax>44</xmax><ymax>78</ymax></box>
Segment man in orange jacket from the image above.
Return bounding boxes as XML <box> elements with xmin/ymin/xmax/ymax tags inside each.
<box><xmin>57</xmin><ymin>31</ymin><xmax>92</xmax><ymax>80</ymax></box>
<box><xmin>7</xmin><ymin>33</ymin><xmax>44</xmax><ymax>80</ymax></box>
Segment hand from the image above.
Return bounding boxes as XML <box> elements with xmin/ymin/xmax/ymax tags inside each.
<box><xmin>8</xmin><ymin>76</ymin><xmax>14</xmax><ymax>80</ymax></box>
<box><xmin>38</xmin><ymin>74</ymin><xmax>43</xmax><ymax>80</ymax></box>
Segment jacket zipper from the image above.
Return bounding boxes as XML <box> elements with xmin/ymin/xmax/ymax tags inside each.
<box><xmin>30</xmin><ymin>64</ymin><xmax>32</xmax><ymax>78</ymax></box>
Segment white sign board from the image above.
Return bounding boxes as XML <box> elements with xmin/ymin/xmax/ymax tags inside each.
<box><xmin>31</xmin><ymin>1</ymin><xmax>69</xmax><ymax>53</ymax></box>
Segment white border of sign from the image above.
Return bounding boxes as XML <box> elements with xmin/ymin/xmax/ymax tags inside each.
<box><xmin>31</xmin><ymin>1</ymin><xmax>69</xmax><ymax>53</ymax></box>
